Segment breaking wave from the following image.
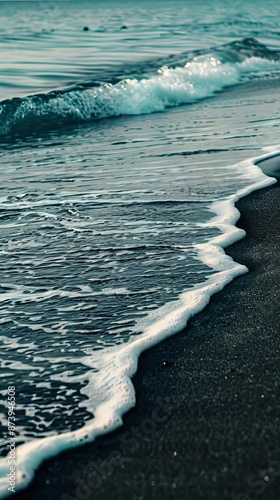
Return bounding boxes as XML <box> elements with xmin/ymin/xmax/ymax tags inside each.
<box><xmin>0</xmin><ymin>38</ymin><xmax>280</xmax><ymax>136</ymax></box>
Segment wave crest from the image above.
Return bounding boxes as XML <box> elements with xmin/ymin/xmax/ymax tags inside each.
<box><xmin>0</xmin><ymin>38</ymin><xmax>279</xmax><ymax>136</ymax></box>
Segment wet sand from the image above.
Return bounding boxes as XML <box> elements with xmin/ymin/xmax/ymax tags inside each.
<box><xmin>14</xmin><ymin>164</ymin><xmax>280</xmax><ymax>500</ymax></box>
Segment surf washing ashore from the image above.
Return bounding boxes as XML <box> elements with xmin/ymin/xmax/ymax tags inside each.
<box><xmin>12</xmin><ymin>153</ymin><xmax>280</xmax><ymax>500</ymax></box>
<box><xmin>0</xmin><ymin>147</ymin><xmax>277</xmax><ymax>499</ymax></box>
<box><xmin>0</xmin><ymin>0</ymin><xmax>280</xmax><ymax>498</ymax></box>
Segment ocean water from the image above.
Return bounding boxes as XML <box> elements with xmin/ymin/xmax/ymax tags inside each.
<box><xmin>0</xmin><ymin>0</ymin><xmax>280</xmax><ymax>496</ymax></box>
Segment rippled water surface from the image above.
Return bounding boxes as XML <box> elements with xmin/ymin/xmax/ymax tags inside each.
<box><xmin>0</xmin><ymin>0</ymin><xmax>280</xmax><ymax>489</ymax></box>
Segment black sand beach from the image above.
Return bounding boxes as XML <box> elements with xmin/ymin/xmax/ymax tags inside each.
<box><xmin>14</xmin><ymin>163</ymin><xmax>280</xmax><ymax>500</ymax></box>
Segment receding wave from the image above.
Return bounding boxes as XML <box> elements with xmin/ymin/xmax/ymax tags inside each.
<box><xmin>0</xmin><ymin>147</ymin><xmax>278</xmax><ymax>499</ymax></box>
<box><xmin>0</xmin><ymin>38</ymin><xmax>280</xmax><ymax>136</ymax></box>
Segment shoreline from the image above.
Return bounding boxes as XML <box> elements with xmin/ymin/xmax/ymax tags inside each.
<box><xmin>13</xmin><ymin>168</ymin><xmax>280</xmax><ymax>500</ymax></box>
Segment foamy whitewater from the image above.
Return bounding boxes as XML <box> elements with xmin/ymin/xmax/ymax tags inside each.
<box><xmin>1</xmin><ymin>52</ymin><xmax>280</xmax><ymax>135</ymax></box>
<box><xmin>1</xmin><ymin>0</ymin><xmax>280</xmax><ymax>497</ymax></box>
<box><xmin>0</xmin><ymin>148</ymin><xmax>278</xmax><ymax>498</ymax></box>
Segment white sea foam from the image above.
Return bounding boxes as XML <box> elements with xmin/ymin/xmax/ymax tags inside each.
<box><xmin>41</xmin><ymin>57</ymin><xmax>280</xmax><ymax>120</ymax></box>
<box><xmin>0</xmin><ymin>146</ymin><xmax>279</xmax><ymax>498</ymax></box>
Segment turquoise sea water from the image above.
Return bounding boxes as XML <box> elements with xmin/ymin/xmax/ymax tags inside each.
<box><xmin>0</xmin><ymin>0</ymin><xmax>280</xmax><ymax>495</ymax></box>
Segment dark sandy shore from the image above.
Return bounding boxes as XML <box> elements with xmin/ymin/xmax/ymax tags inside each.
<box><xmin>14</xmin><ymin>159</ymin><xmax>280</xmax><ymax>500</ymax></box>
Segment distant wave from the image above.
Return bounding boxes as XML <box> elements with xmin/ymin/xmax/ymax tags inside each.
<box><xmin>0</xmin><ymin>38</ymin><xmax>280</xmax><ymax>136</ymax></box>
